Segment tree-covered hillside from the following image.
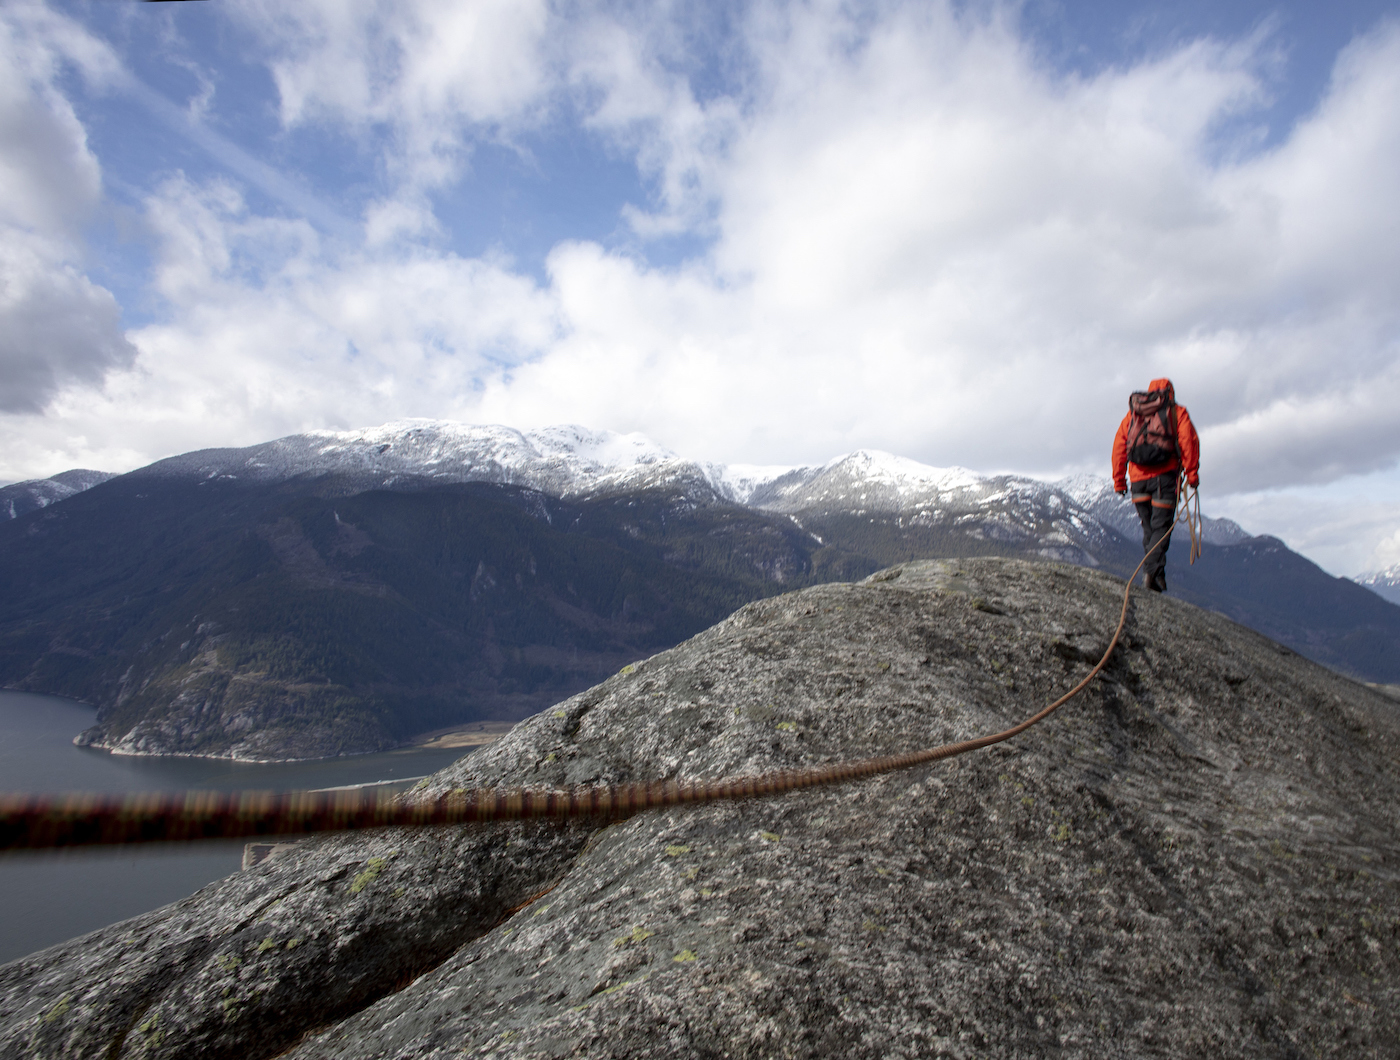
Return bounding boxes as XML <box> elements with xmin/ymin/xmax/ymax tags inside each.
<box><xmin>0</xmin><ymin>475</ymin><xmax>873</xmax><ymax>758</ymax></box>
<box><xmin>4</xmin><ymin>471</ymin><xmax>1397</xmax><ymax>760</ymax></box>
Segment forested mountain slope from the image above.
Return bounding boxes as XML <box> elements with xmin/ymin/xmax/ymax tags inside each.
<box><xmin>3</xmin><ymin>422</ymin><xmax>1397</xmax><ymax>759</ymax></box>
<box><xmin>0</xmin><ymin>474</ymin><xmax>869</xmax><ymax>759</ymax></box>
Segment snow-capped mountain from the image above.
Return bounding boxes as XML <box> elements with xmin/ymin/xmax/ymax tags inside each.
<box><xmin>1354</xmin><ymin>564</ymin><xmax>1400</xmax><ymax>606</ymax></box>
<box><xmin>740</xmin><ymin>448</ymin><xmax>1247</xmax><ymax>567</ymax></box>
<box><xmin>1054</xmin><ymin>472</ymin><xmax>1249</xmax><ymax>548</ymax></box>
<box><xmin>7</xmin><ymin>421</ymin><xmax>1250</xmax><ymax>568</ymax></box>
<box><xmin>132</xmin><ymin>421</ymin><xmax>754</xmax><ymax>503</ymax></box>
<box><xmin>742</xmin><ymin>451</ymin><xmax>1118</xmax><ymax>566</ymax></box>
<box><xmin>0</xmin><ymin>469</ymin><xmax>115</xmax><ymax>520</ymax></box>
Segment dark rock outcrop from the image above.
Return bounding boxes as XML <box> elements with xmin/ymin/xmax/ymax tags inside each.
<box><xmin>3</xmin><ymin>558</ymin><xmax>1397</xmax><ymax>1058</ymax></box>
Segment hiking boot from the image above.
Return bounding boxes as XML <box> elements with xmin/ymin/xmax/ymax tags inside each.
<box><xmin>1156</xmin><ymin>571</ymin><xmax>1168</xmax><ymax>592</ymax></box>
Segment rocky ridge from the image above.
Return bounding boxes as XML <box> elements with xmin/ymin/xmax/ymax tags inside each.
<box><xmin>0</xmin><ymin>471</ymin><xmax>114</xmax><ymax>521</ymax></box>
<box><xmin>3</xmin><ymin>558</ymin><xmax>1397</xmax><ymax>1059</ymax></box>
<box><xmin>749</xmin><ymin>451</ymin><xmax>1246</xmax><ymax>548</ymax></box>
<box><xmin>127</xmin><ymin>422</ymin><xmax>740</xmax><ymax>504</ymax></box>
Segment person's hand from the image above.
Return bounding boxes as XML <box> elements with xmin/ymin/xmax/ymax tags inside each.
<box><xmin>1115</xmin><ymin>488</ymin><xmax>1127</xmax><ymax>498</ymax></box>
<box><xmin>1187</xmin><ymin>475</ymin><xmax>1199</xmax><ymax>489</ymax></box>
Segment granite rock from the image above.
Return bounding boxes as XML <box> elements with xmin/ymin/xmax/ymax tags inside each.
<box><xmin>3</xmin><ymin>558</ymin><xmax>1397</xmax><ymax>1059</ymax></box>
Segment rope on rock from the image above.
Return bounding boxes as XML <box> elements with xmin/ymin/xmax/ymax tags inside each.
<box><xmin>0</xmin><ymin>544</ymin><xmax>1170</xmax><ymax>853</ymax></box>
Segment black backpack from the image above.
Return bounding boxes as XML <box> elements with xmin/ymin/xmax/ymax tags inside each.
<box><xmin>1125</xmin><ymin>388</ymin><xmax>1179</xmax><ymax>466</ymax></box>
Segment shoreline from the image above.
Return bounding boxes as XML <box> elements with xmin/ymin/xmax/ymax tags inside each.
<box><xmin>69</xmin><ymin>719</ymin><xmax>519</xmax><ymax>763</ymax></box>
<box><xmin>406</xmin><ymin>720</ymin><xmax>517</xmax><ymax>750</ymax></box>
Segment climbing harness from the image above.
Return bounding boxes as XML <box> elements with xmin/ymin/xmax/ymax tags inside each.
<box><xmin>0</xmin><ymin>544</ymin><xmax>1173</xmax><ymax>852</ymax></box>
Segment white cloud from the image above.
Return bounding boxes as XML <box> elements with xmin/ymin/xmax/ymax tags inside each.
<box><xmin>471</xmin><ymin>6</ymin><xmax>1400</xmax><ymax>486</ymax></box>
<box><xmin>0</xmin><ymin>172</ymin><xmax>559</xmax><ymax>478</ymax></box>
<box><xmin>565</xmin><ymin>7</ymin><xmax>744</xmax><ymax>237</ymax></box>
<box><xmin>233</xmin><ymin>0</ymin><xmax>745</xmax><ymax>234</ymax></box>
<box><xmin>1372</xmin><ymin>529</ymin><xmax>1400</xmax><ymax>573</ymax></box>
<box><xmin>4</xmin><ymin>1</ymin><xmax>1399</xmax><ymax>574</ymax></box>
<box><xmin>363</xmin><ymin>195</ymin><xmax>441</xmax><ymax>247</ymax></box>
<box><xmin>231</xmin><ymin>0</ymin><xmax>554</xmax><ymax>191</ymax></box>
<box><xmin>0</xmin><ymin>1</ymin><xmax>134</xmax><ymax>412</ymax></box>
<box><xmin>0</xmin><ymin>232</ymin><xmax>136</xmax><ymax>414</ymax></box>
<box><xmin>1210</xmin><ymin>469</ymin><xmax>1400</xmax><ymax>577</ymax></box>
<box><xmin>0</xmin><ymin>22</ymin><xmax>100</xmax><ymax>232</ymax></box>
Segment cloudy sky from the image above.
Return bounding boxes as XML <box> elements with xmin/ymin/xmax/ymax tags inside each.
<box><xmin>2</xmin><ymin>0</ymin><xmax>1398</xmax><ymax>576</ymax></box>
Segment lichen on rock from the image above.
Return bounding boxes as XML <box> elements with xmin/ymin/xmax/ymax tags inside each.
<box><xmin>2</xmin><ymin>559</ymin><xmax>1397</xmax><ymax>1059</ymax></box>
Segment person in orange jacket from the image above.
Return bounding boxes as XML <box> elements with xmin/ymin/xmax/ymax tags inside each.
<box><xmin>1112</xmin><ymin>377</ymin><xmax>1200</xmax><ymax>592</ymax></box>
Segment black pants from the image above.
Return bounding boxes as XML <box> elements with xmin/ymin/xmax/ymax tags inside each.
<box><xmin>1131</xmin><ymin>472</ymin><xmax>1176</xmax><ymax>584</ymax></box>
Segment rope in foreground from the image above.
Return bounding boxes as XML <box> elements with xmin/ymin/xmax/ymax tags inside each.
<box><xmin>1</xmin><ymin>543</ymin><xmax>1169</xmax><ymax>853</ymax></box>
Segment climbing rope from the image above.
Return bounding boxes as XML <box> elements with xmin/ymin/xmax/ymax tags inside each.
<box><xmin>1180</xmin><ymin>475</ymin><xmax>1203</xmax><ymax>566</ymax></box>
<box><xmin>0</xmin><ymin>543</ymin><xmax>1173</xmax><ymax>853</ymax></box>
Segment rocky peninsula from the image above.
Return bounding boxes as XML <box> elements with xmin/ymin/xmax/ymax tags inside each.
<box><xmin>3</xmin><ymin>558</ymin><xmax>1397</xmax><ymax>1058</ymax></box>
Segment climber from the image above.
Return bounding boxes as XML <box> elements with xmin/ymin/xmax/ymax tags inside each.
<box><xmin>1112</xmin><ymin>377</ymin><xmax>1200</xmax><ymax>593</ymax></box>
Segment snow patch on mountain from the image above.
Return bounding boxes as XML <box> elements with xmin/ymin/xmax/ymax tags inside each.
<box><xmin>305</xmin><ymin>421</ymin><xmax>677</xmax><ymax>478</ymax></box>
<box><xmin>137</xmin><ymin>421</ymin><xmax>721</xmax><ymax>501</ymax></box>
<box><xmin>821</xmin><ymin>450</ymin><xmax>984</xmax><ymax>494</ymax></box>
<box><xmin>0</xmin><ymin>470</ymin><xmax>116</xmax><ymax>520</ymax></box>
<box><xmin>706</xmin><ymin>463</ymin><xmax>799</xmax><ymax>505</ymax></box>
<box><xmin>1353</xmin><ymin>564</ymin><xmax>1400</xmax><ymax>606</ymax></box>
<box><xmin>746</xmin><ymin>450</ymin><xmax>984</xmax><ymax>512</ymax></box>
<box><xmin>527</xmin><ymin>425</ymin><xmax>676</xmax><ymax>469</ymax></box>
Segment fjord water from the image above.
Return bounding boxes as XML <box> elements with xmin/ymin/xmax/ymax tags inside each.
<box><xmin>0</xmin><ymin>690</ymin><xmax>473</xmax><ymax>964</ymax></box>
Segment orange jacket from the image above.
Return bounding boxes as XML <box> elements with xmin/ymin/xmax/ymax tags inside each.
<box><xmin>1112</xmin><ymin>377</ymin><xmax>1199</xmax><ymax>490</ymax></box>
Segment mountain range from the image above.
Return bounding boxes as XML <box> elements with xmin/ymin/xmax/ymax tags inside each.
<box><xmin>0</xmin><ymin>422</ymin><xmax>1335</xmax><ymax>569</ymax></box>
<box><xmin>3</xmin><ymin>421</ymin><xmax>1398</xmax><ymax>759</ymax></box>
